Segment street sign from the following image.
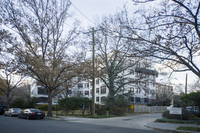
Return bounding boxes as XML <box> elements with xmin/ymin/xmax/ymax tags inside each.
<box><xmin>54</xmin><ymin>98</ymin><xmax>58</xmax><ymax>104</ymax></box>
<box><xmin>130</xmin><ymin>105</ymin><xmax>135</xmax><ymax>109</ymax></box>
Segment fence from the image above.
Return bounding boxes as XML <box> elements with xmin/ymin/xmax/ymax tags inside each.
<box><xmin>134</xmin><ymin>105</ymin><xmax>167</xmax><ymax>113</ymax></box>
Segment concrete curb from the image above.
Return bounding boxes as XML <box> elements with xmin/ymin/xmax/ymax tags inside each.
<box><xmin>145</xmin><ymin>124</ymin><xmax>200</xmax><ymax>133</ymax></box>
<box><xmin>145</xmin><ymin>124</ymin><xmax>175</xmax><ymax>132</ymax></box>
<box><xmin>46</xmin><ymin>117</ymin><xmax>66</xmax><ymax>121</ymax></box>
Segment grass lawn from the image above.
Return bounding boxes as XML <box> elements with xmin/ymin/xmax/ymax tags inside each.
<box><xmin>177</xmin><ymin>126</ymin><xmax>200</xmax><ymax>132</ymax></box>
<box><xmin>155</xmin><ymin>118</ymin><xmax>200</xmax><ymax>124</ymax></box>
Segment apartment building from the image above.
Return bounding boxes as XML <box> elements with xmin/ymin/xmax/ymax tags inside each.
<box><xmin>68</xmin><ymin>57</ymin><xmax>158</xmax><ymax>105</ymax></box>
<box><xmin>29</xmin><ymin>53</ymin><xmax>158</xmax><ymax>105</ymax></box>
<box><xmin>156</xmin><ymin>83</ymin><xmax>173</xmax><ymax>99</ymax></box>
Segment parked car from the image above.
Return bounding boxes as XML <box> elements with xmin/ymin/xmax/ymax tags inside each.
<box><xmin>18</xmin><ymin>109</ymin><xmax>45</xmax><ymax>120</ymax></box>
<box><xmin>4</xmin><ymin>108</ymin><xmax>22</xmax><ymax>117</ymax></box>
<box><xmin>186</xmin><ymin>106</ymin><xmax>200</xmax><ymax>115</ymax></box>
<box><xmin>0</xmin><ymin>105</ymin><xmax>7</xmax><ymax>115</ymax></box>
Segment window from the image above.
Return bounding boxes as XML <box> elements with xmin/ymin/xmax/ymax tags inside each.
<box><xmin>96</xmin><ymin>97</ymin><xmax>99</xmax><ymax>102</ymax></box>
<box><xmin>144</xmin><ymin>89</ymin><xmax>148</xmax><ymax>96</ymax></box>
<box><xmin>38</xmin><ymin>87</ymin><xmax>48</xmax><ymax>95</ymax></box>
<box><xmin>96</xmin><ymin>79</ymin><xmax>99</xmax><ymax>84</ymax></box>
<box><xmin>101</xmin><ymin>96</ymin><xmax>106</xmax><ymax>103</ymax></box>
<box><xmin>101</xmin><ymin>86</ymin><xmax>106</xmax><ymax>94</ymax></box>
<box><xmin>85</xmin><ymin>91</ymin><xmax>89</xmax><ymax>95</ymax></box>
<box><xmin>153</xmin><ymin>76</ymin><xmax>156</xmax><ymax>87</ymax></box>
<box><xmin>130</xmin><ymin>97</ymin><xmax>134</xmax><ymax>103</ymax></box>
<box><xmin>78</xmin><ymin>91</ymin><xmax>83</xmax><ymax>96</ymax></box>
<box><xmin>96</xmin><ymin>88</ymin><xmax>99</xmax><ymax>93</ymax></box>
<box><xmin>136</xmin><ymin>97</ymin><xmax>140</xmax><ymax>102</ymax></box>
<box><xmin>136</xmin><ymin>88</ymin><xmax>141</xmax><ymax>94</ymax></box>
<box><xmin>78</xmin><ymin>83</ymin><xmax>83</xmax><ymax>89</ymax></box>
<box><xmin>90</xmin><ymin>89</ymin><xmax>93</xmax><ymax>96</ymax></box>
<box><xmin>30</xmin><ymin>109</ymin><xmax>41</xmax><ymax>112</ymax></box>
<box><xmin>137</xmin><ymin>62</ymin><xmax>141</xmax><ymax>68</ymax></box>
<box><xmin>135</xmin><ymin>80</ymin><xmax>138</xmax><ymax>85</ymax></box>
<box><xmin>144</xmin><ymin>98</ymin><xmax>148</xmax><ymax>103</ymax></box>
<box><xmin>137</xmin><ymin>73</ymin><xmax>142</xmax><ymax>78</ymax></box>
<box><xmin>85</xmin><ymin>83</ymin><xmax>89</xmax><ymax>88</ymax></box>
<box><xmin>67</xmin><ymin>90</ymin><xmax>72</xmax><ymax>94</ymax></box>
<box><xmin>24</xmin><ymin>109</ymin><xmax>29</xmax><ymax>113</ymax></box>
<box><xmin>129</xmin><ymin>88</ymin><xmax>134</xmax><ymax>93</ymax></box>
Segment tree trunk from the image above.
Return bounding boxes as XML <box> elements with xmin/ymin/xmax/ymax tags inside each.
<box><xmin>47</xmin><ymin>92</ymin><xmax>53</xmax><ymax>117</ymax></box>
<box><xmin>6</xmin><ymin>94</ymin><xmax>10</xmax><ymax>109</ymax></box>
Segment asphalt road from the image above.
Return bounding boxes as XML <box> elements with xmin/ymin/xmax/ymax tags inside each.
<box><xmin>0</xmin><ymin>115</ymin><xmax>166</xmax><ymax>133</ymax></box>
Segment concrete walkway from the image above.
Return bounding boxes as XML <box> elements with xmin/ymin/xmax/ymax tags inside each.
<box><xmin>146</xmin><ymin>122</ymin><xmax>200</xmax><ymax>133</ymax></box>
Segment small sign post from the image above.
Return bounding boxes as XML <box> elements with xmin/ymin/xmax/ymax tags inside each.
<box><xmin>169</xmin><ymin>107</ymin><xmax>182</xmax><ymax>115</ymax></box>
<box><xmin>169</xmin><ymin>107</ymin><xmax>182</xmax><ymax>120</ymax></box>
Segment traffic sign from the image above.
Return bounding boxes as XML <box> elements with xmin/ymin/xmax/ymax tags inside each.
<box><xmin>130</xmin><ymin>105</ymin><xmax>135</xmax><ymax>109</ymax></box>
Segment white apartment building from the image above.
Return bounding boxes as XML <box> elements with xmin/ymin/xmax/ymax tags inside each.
<box><xmin>73</xmin><ymin>68</ymin><xmax>158</xmax><ymax>105</ymax></box>
<box><xmin>29</xmin><ymin>55</ymin><xmax>158</xmax><ymax>105</ymax></box>
<box><xmin>74</xmin><ymin>79</ymin><xmax>109</xmax><ymax>104</ymax></box>
<box><xmin>30</xmin><ymin>80</ymin><xmax>50</xmax><ymax>104</ymax></box>
<box><xmin>67</xmin><ymin>53</ymin><xmax>158</xmax><ymax>105</ymax></box>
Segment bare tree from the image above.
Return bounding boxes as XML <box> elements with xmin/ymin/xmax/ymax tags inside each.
<box><xmin>0</xmin><ymin>58</ymin><xmax>25</xmax><ymax>108</ymax></box>
<box><xmin>154</xmin><ymin>83</ymin><xmax>173</xmax><ymax>106</ymax></box>
<box><xmin>188</xmin><ymin>79</ymin><xmax>200</xmax><ymax>93</ymax></box>
<box><xmin>0</xmin><ymin>21</ymin><xmax>22</xmax><ymax>108</ymax></box>
<box><xmin>93</xmin><ymin>14</ymin><xmax>153</xmax><ymax>108</ymax></box>
<box><xmin>1</xmin><ymin>0</ymin><xmax>84</xmax><ymax>116</ymax></box>
<box><xmin>126</xmin><ymin>0</ymin><xmax>200</xmax><ymax>79</ymax></box>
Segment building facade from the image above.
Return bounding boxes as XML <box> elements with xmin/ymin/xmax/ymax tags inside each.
<box><xmin>29</xmin><ymin>56</ymin><xmax>158</xmax><ymax>105</ymax></box>
<box><xmin>156</xmin><ymin>83</ymin><xmax>173</xmax><ymax>99</ymax></box>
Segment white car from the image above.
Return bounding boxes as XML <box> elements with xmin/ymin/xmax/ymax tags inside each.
<box><xmin>4</xmin><ymin>108</ymin><xmax>22</xmax><ymax>117</ymax></box>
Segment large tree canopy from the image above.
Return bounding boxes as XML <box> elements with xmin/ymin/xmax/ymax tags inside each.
<box><xmin>0</xmin><ymin>0</ymin><xmax>84</xmax><ymax>116</ymax></box>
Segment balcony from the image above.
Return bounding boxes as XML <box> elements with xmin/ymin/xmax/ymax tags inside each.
<box><xmin>135</xmin><ymin>67</ymin><xmax>158</xmax><ymax>77</ymax></box>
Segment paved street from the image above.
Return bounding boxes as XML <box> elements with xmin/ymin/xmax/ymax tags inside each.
<box><xmin>0</xmin><ymin>114</ymin><xmax>166</xmax><ymax>133</ymax></box>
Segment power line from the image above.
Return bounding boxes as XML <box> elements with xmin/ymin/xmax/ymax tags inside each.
<box><xmin>71</xmin><ymin>2</ymin><xmax>116</xmax><ymax>36</ymax></box>
<box><xmin>70</xmin><ymin>2</ymin><xmax>115</xmax><ymax>37</ymax></box>
<box><xmin>71</xmin><ymin>2</ymin><xmax>96</xmax><ymax>26</ymax></box>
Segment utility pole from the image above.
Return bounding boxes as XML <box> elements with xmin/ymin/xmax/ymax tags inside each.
<box><xmin>185</xmin><ymin>73</ymin><xmax>188</xmax><ymax>94</ymax></box>
<box><xmin>92</xmin><ymin>27</ymin><xmax>95</xmax><ymax>117</ymax></box>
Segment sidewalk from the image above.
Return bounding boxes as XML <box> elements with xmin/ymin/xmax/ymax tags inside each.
<box><xmin>146</xmin><ymin>122</ymin><xmax>200</xmax><ymax>133</ymax></box>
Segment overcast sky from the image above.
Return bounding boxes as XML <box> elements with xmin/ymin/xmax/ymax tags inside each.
<box><xmin>69</xmin><ymin>0</ymin><xmax>134</xmax><ymax>27</ymax></box>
